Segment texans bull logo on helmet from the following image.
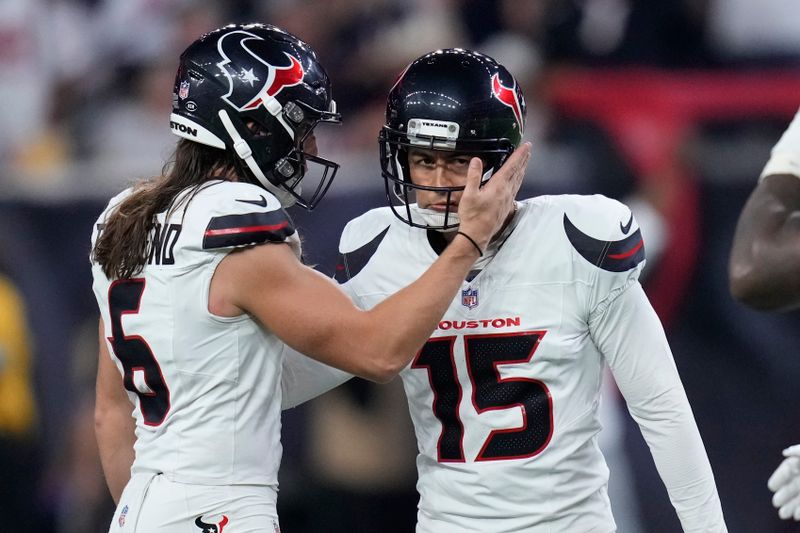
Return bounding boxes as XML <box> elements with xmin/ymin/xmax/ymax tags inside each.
<box><xmin>216</xmin><ymin>30</ymin><xmax>305</xmax><ymax>112</ymax></box>
<box><xmin>491</xmin><ymin>73</ymin><xmax>524</xmax><ymax>135</ymax></box>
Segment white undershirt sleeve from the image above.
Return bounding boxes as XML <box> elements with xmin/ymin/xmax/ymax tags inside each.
<box><xmin>281</xmin><ymin>271</ymin><xmax>362</xmax><ymax>410</ymax></box>
<box><xmin>281</xmin><ymin>345</ymin><xmax>353</xmax><ymax>410</ymax></box>
<box><xmin>760</xmin><ymin>107</ymin><xmax>800</xmax><ymax>181</ymax></box>
<box><xmin>590</xmin><ymin>281</ymin><xmax>728</xmax><ymax>532</ymax></box>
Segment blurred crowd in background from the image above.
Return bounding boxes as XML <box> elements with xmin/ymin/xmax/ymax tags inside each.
<box><xmin>1</xmin><ymin>0</ymin><xmax>800</xmax><ymax>531</ymax></box>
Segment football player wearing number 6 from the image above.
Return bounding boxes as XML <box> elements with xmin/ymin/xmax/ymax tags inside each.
<box><xmin>333</xmin><ymin>49</ymin><xmax>728</xmax><ymax>532</ymax></box>
<box><xmin>89</xmin><ymin>25</ymin><xmax>528</xmax><ymax>532</ymax></box>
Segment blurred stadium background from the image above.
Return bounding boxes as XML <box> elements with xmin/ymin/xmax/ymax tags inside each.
<box><xmin>1</xmin><ymin>0</ymin><xmax>799</xmax><ymax>531</ymax></box>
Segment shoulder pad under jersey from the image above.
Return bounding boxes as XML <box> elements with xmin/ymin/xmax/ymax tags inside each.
<box><xmin>187</xmin><ymin>181</ymin><xmax>296</xmax><ymax>251</ymax></box>
<box><xmin>335</xmin><ymin>207</ymin><xmax>393</xmax><ymax>282</ymax></box>
<box><xmin>560</xmin><ymin>194</ymin><xmax>645</xmax><ymax>273</ymax></box>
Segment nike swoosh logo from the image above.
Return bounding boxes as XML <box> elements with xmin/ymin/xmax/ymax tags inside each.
<box><xmin>236</xmin><ymin>195</ymin><xmax>267</xmax><ymax>208</ymax></box>
<box><xmin>620</xmin><ymin>212</ymin><xmax>633</xmax><ymax>234</ymax></box>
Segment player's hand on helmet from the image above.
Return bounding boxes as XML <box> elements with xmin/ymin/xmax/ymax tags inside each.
<box><xmin>768</xmin><ymin>444</ymin><xmax>800</xmax><ymax>520</ymax></box>
<box><xmin>457</xmin><ymin>142</ymin><xmax>531</xmax><ymax>251</ymax></box>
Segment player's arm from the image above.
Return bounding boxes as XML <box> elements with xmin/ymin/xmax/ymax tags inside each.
<box><xmin>729</xmin><ymin>108</ymin><xmax>800</xmax><ymax>311</ymax></box>
<box><xmin>94</xmin><ymin>319</ymin><xmax>135</xmax><ymax>504</ymax></box>
<box><xmin>729</xmin><ymin>174</ymin><xmax>800</xmax><ymax>311</ymax></box>
<box><xmin>220</xmin><ymin>231</ymin><xmax>478</xmax><ymax>383</ymax></box>
<box><xmin>592</xmin><ymin>283</ymin><xmax>727</xmax><ymax>532</ymax></box>
<box><xmin>217</xmin><ymin>143</ymin><xmax>530</xmax><ymax>383</ymax></box>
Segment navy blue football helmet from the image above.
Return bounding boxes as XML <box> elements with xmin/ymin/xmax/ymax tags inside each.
<box><xmin>170</xmin><ymin>23</ymin><xmax>341</xmax><ymax>209</ymax></box>
<box><xmin>380</xmin><ymin>48</ymin><xmax>526</xmax><ymax>229</ymax></box>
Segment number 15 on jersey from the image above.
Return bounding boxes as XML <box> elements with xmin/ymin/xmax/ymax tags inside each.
<box><xmin>412</xmin><ymin>331</ymin><xmax>552</xmax><ymax>462</ymax></box>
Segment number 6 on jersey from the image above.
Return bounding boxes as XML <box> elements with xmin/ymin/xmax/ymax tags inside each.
<box><xmin>107</xmin><ymin>279</ymin><xmax>171</xmax><ymax>426</ymax></box>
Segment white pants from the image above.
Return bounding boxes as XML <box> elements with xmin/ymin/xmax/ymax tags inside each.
<box><xmin>108</xmin><ymin>473</ymin><xmax>281</xmax><ymax>532</ymax></box>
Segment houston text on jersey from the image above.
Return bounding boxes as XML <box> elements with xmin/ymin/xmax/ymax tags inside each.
<box><xmin>436</xmin><ymin>316</ymin><xmax>521</xmax><ymax>330</ymax></box>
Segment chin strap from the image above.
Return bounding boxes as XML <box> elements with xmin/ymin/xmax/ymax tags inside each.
<box><xmin>408</xmin><ymin>204</ymin><xmax>461</xmax><ymax>231</ymax></box>
<box><xmin>218</xmin><ymin>109</ymin><xmax>296</xmax><ymax>207</ymax></box>
<box><xmin>401</xmin><ymin>165</ymin><xmax>497</xmax><ymax>231</ymax></box>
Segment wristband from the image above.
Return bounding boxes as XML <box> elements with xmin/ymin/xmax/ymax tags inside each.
<box><xmin>457</xmin><ymin>231</ymin><xmax>483</xmax><ymax>257</ymax></box>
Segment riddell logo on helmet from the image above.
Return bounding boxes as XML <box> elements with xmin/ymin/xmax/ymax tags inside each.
<box><xmin>170</xmin><ymin>121</ymin><xmax>198</xmax><ymax>137</ymax></box>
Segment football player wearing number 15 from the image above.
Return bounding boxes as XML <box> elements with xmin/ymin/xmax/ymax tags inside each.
<box><xmin>332</xmin><ymin>49</ymin><xmax>728</xmax><ymax>532</ymax></box>
<box><xmin>89</xmin><ymin>25</ymin><xmax>527</xmax><ymax>532</ymax></box>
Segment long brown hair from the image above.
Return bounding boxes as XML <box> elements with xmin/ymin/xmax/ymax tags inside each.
<box><xmin>93</xmin><ymin>139</ymin><xmax>249</xmax><ymax>280</ymax></box>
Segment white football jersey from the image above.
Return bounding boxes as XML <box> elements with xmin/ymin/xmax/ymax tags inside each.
<box><xmin>338</xmin><ymin>195</ymin><xmax>726</xmax><ymax>532</ymax></box>
<box><xmin>91</xmin><ymin>180</ymin><xmax>300</xmax><ymax>486</ymax></box>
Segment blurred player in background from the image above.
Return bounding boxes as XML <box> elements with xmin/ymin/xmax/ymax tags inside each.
<box><xmin>333</xmin><ymin>48</ymin><xmax>728</xmax><ymax>532</ymax></box>
<box><xmin>0</xmin><ymin>262</ymin><xmax>43</xmax><ymax>529</ymax></box>
<box><xmin>90</xmin><ymin>24</ymin><xmax>527</xmax><ymax>532</ymax></box>
<box><xmin>729</xmin><ymin>107</ymin><xmax>800</xmax><ymax>522</ymax></box>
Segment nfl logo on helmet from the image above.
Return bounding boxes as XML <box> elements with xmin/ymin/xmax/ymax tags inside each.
<box><xmin>462</xmin><ymin>287</ymin><xmax>478</xmax><ymax>309</ymax></box>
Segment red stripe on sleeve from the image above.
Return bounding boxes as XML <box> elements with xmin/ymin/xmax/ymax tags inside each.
<box><xmin>607</xmin><ymin>239</ymin><xmax>644</xmax><ymax>260</ymax></box>
<box><xmin>204</xmin><ymin>221</ymin><xmax>289</xmax><ymax>237</ymax></box>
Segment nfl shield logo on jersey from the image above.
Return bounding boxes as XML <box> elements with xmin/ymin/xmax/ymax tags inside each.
<box><xmin>118</xmin><ymin>505</ymin><xmax>129</xmax><ymax>527</ymax></box>
<box><xmin>179</xmin><ymin>80</ymin><xmax>190</xmax><ymax>99</ymax></box>
<box><xmin>462</xmin><ymin>287</ymin><xmax>478</xmax><ymax>309</ymax></box>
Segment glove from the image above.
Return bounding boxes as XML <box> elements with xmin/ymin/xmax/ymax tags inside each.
<box><xmin>768</xmin><ymin>444</ymin><xmax>800</xmax><ymax>520</ymax></box>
